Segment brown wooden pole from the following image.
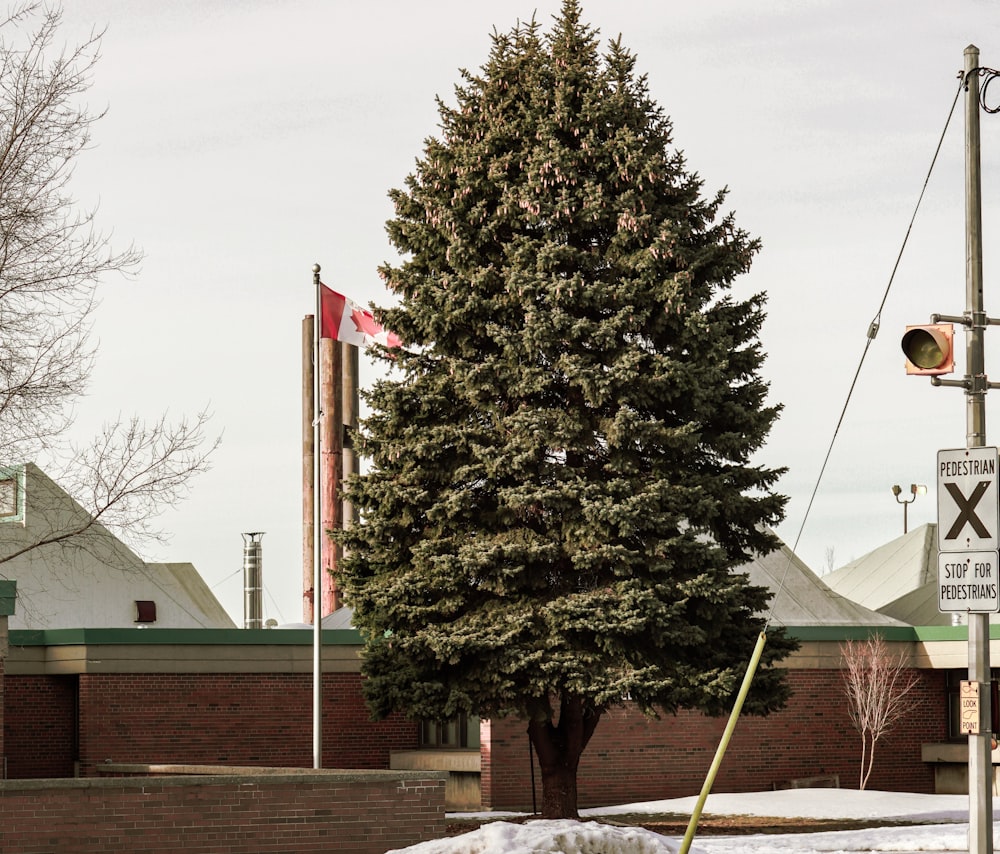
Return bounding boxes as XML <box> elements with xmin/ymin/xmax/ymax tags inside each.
<box><xmin>302</xmin><ymin>315</ymin><xmax>315</xmax><ymax>624</ymax></box>
<box><xmin>320</xmin><ymin>337</ymin><xmax>344</xmax><ymax>616</ymax></box>
<box><xmin>342</xmin><ymin>341</ymin><xmax>360</xmax><ymax>528</ymax></box>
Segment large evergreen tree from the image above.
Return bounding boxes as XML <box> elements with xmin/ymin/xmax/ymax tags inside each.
<box><xmin>340</xmin><ymin>1</ymin><xmax>796</xmax><ymax>819</ymax></box>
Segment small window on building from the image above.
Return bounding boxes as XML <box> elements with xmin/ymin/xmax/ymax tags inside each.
<box><xmin>419</xmin><ymin>713</ymin><xmax>480</xmax><ymax>749</ymax></box>
<box><xmin>135</xmin><ymin>600</ymin><xmax>157</xmax><ymax>624</ymax></box>
<box><xmin>0</xmin><ymin>477</ymin><xmax>17</xmax><ymax>518</ymax></box>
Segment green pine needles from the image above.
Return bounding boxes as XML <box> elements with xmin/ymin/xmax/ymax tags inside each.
<box><xmin>339</xmin><ymin>0</ymin><xmax>796</xmax><ymax>818</ymax></box>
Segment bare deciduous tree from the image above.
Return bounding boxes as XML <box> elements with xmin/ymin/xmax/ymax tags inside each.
<box><xmin>0</xmin><ymin>4</ymin><xmax>215</xmax><ymax>569</ymax></box>
<box><xmin>0</xmin><ymin>411</ymin><xmax>220</xmax><ymax>568</ymax></box>
<box><xmin>841</xmin><ymin>634</ymin><xmax>920</xmax><ymax>790</ymax></box>
<box><xmin>824</xmin><ymin>546</ymin><xmax>836</xmax><ymax>575</ymax></box>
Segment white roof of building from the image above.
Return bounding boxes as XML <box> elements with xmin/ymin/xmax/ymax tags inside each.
<box><xmin>311</xmin><ymin>533</ymin><xmax>905</xmax><ymax>632</ymax></box>
<box><xmin>824</xmin><ymin>524</ymin><xmax>947</xmax><ymax>626</ymax></box>
<box><xmin>0</xmin><ymin>463</ymin><xmax>235</xmax><ymax>629</ymax></box>
<box><xmin>739</xmin><ymin>533</ymin><xmax>906</xmax><ymax>627</ymax></box>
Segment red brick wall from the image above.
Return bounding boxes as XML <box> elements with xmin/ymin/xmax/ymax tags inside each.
<box><xmin>3</xmin><ymin>674</ymin><xmax>77</xmax><ymax>778</ymax></box>
<box><xmin>3</xmin><ymin>672</ymin><xmax>417</xmax><ymax>779</ymax></box>
<box><xmin>3</xmin><ymin>664</ymin><xmax>950</xmax><ymax>809</ymax></box>
<box><xmin>324</xmin><ymin>673</ymin><xmax>417</xmax><ymax>763</ymax></box>
<box><xmin>0</xmin><ymin>772</ymin><xmax>445</xmax><ymax>854</ymax></box>
<box><xmin>0</xmin><ymin>651</ymin><xmax>4</xmax><ymax>776</ymax></box>
<box><xmin>75</xmin><ymin>672</ymin><xmax>417</xmax><ymax>777</ymax></box>
<box><xmin>483</xmin><ymin>668</ymin><xmax>946</xmax><ymax>810</ymax></box>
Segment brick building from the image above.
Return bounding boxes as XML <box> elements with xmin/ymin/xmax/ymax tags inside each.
<box><xmin>0</xmin><ymin>465</ymin><xmax>989</xmax><ymax>809</ymax></box>
<box><xmin>0</xmin><ymin>620</ymin><xmax>983</xmax><ymax>809</ymax></box>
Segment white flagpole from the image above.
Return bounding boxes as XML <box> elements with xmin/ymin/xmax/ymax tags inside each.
<box><xmin>312</xmin><ymin>262</ymin><xmax>323</xmax><ymax>769</ymax></box>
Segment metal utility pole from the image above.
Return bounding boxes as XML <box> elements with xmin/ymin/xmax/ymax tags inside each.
<box><xmin>904</xmin><ymin>46</ymin><xmax>1000</xmax><ymax>854</ymax></box>
<box><xmin>963</xmin><ymin>44</ymin><xmax>992</xmax><ymax>854</ymax></box>
<box><xmin>891</xmin><ymin>483</ymin><xmax>927</xmax><ymax>534</ymax></box>
<box><xmin>312</xmin><ymin>262</ymin><xmax>323</xmax><ymax>770</ymax></box>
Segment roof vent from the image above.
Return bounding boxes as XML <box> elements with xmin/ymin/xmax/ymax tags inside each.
<box><xmin>242</xmin><ymin>532</ymin><xmax>265</xmax><ymax>629</ymax></box>
<box><xmin>135</xmin><ymin>600</ymin><xmax>156</xmax><ymax>624</ymax></box>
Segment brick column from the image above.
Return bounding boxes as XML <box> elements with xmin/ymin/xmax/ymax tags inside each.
<box><xmin>0</xmin><ymin>579</ymin><xmax>16</xmax><ymax>779</ymax></box>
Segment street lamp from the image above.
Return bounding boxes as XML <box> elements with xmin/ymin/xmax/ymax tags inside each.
<box><xmin>891</xmin><ymin>483</ymin><xmax>927</xmax><ymax>534</ymax></box>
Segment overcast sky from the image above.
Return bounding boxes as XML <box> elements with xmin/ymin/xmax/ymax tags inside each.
<box><xmin>46</xmin><ymin>0</ymin><xmax>1000</xmax><ymax>626</ymax></box>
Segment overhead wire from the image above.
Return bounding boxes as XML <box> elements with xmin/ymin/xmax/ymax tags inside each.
<box><xmin>763</xmin><ymin>73</ymin><xmax>966</xmax><ymax>630</ymax></box>
<box><xmin>208</xmin><ymin>564</ymin><xmax>288</xmax><ymax>626</ymax></box>
<box><xmin>681</xmin><ymin>72</ymin><xmax>970</xmax><ymax>854</ymax></box>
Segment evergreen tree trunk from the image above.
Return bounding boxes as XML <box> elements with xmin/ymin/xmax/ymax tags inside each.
<box><xmin>527</xmin><ymin>694</ymin><xmax>603</xmax><ymax>819</ymax></box>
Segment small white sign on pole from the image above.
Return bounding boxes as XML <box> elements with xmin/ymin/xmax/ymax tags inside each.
<box><xmin>938</xmin><ymin>551</ymin><xmax>1000</xmax><ymax>613</ymax></box>
<box><xmin>961</xmin><ymin>681</ymin><xmax>982</xmax><ymax>735</ymax></box>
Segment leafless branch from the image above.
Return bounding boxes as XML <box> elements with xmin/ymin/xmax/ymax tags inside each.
<box><xmin>70</xmin><ymin>411</ymin><xmax>221</xmax><ymax>549</ymax></box>
<box><xmin>841</xmin><ymin>634</ymin><xmax>920</xmax><ymax>790</ymax></box>
<box><xmin>0</xmin><ymin>412</ymin><xmax>220</xmax><ymax>567</ymax></box>
<box><xmin>0</xmin><ymin>6</ymin><xmax>217</xmax><ymax>583</ymax></box>
<box><xmin>0</xmin><ymin>3</ymin><xmax>141</xmax><ymax>466</ymax></box>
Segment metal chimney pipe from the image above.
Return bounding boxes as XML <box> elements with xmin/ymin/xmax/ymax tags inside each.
<box><xmin>242</xmin><ymin>532</ymin><xmax>265</xmax><ymax>629</ymax></box>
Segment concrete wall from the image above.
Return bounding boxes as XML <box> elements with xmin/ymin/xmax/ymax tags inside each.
<box><xmin>391</xmin><ymin>749</ymin><xmax>482</xmax><ymax>810</ymax></box>
<box><xmin>0</xmin><ymin>770</ymin><xmax>446</xmax><ymax>854</ymax></box>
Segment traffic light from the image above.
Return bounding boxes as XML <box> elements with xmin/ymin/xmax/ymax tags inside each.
<box><xmin>901</xmin><ymin>323</ymin><xmax>955</xmax><ymax>375</ymax></box>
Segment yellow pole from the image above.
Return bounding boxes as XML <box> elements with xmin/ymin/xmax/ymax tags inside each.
<box><xmin>679</xmin><ymin>630</ymin><xmax>768</xmax><ymax>854</ymax></box>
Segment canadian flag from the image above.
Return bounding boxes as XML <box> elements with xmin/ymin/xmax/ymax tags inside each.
<box><xmin>320</xmin><ymin>284</ymin><xmax>402</xmax><ymax>349</ymax></box>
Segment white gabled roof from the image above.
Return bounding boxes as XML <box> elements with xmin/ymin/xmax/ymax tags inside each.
<box><xmin>0</xmin><ymin>463</ymin><xmax>235</xmax><ymax>630</ymax></box>
<box><xmin>824</xmin><ymin>524</ymin><xmax>947</xmax><ymax>626</ymax></box>
<box><xmin>740</xmin><ymin>533</ymin><xmax>906</xmax><ymax>627</ymax></box>
<box><xmin>311</xmin><ymin>535</ymin><xmax>904</xmax><ymax>632</ymax></box>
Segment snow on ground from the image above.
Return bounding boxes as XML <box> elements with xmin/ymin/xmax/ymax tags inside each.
<box><xmin>588</xmin><ymin>788</ymin><xmax>970</xmax><ymax>822</ymax></box>
<box><xmin>387</xmin><ymin>789</ymin><xmax>981</xmax><ymax>854</ymax></box>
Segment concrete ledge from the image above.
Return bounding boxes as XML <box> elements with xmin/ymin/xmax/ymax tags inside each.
<box><xmin>922</xmin><ymin>742</ymin><xmax>1000</xmax><ymax>795</ymax></box>
<box><xmin>390</xmin><ymin>750</ymin><xmax>481</xmax><ymax>772</ymax></box>
<box><xmin>5</xmin><ymin>641</ymin><xmax>364</xmax><ymax>675</ymax></box>
<box><xmin>773</xmin><ymin>774</ymin><xmax>839</xmax><ymax>790</ymax></box>
<box><xmin>922</xmin><ymin>742</ymin><xmax>1000</xmax><ymax>763</ymax></box>
<box><xmin>390</xmin><ymin>751</ymin><xmax>482</xmax><ymax>810</ymax></box>
<box><xmin>99</xmin><ymin>763</ymin><xmax>413</xmax><ymax>777</ymax></box>
<box><xmin>17</xmin><ymin>765</ymin><xmax>448</xmax><ymax>789</ymax></box>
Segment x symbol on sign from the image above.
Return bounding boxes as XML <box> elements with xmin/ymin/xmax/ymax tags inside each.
<box><xmin>944</xmin><ymin>480</ymin><xmax>993</xmax><ymax>540</ymax></box>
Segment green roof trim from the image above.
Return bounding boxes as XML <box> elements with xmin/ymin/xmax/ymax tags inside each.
<box><xmin>911</xmin><ymin>625</ymin><xmax>974</xmax><ymax>641</ymax></box>
<box><xmin>0</xmin><ymin>579</ymin><xmax>15</xmax><ymax>616</ymax></box>
<box><xmin>784</xmin><ymin>625</ymin><xmax>921</xmax><ymax>642</ymax></box>
<box><xmin>3</xmin><ymin>623</ymin><xmax>987</xmax><ymax>648</ymax></box>
<box><xmin>8</xmin><ymin>627</ymin><xmax>362</xmax><ymax>646</ymax></box>
<box><xmin>786</xmin><ymin>624</ymin><xmax>993</xmax><ymax>642</ymax></box>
